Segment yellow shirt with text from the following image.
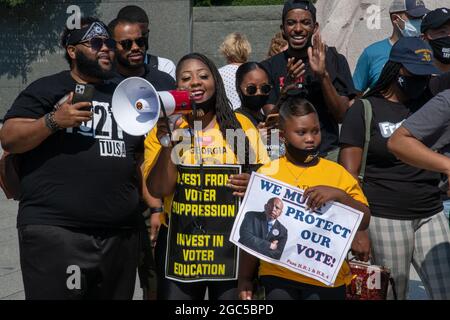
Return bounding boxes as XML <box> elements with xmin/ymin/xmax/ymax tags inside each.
<box><xmin>257</xmin><ymin>156</ymin><xmax>368</xmax><ymax>288</ymax></box>
<box><xmin>142</xmin><ymin>114</ymin><xmax>269</xmax><ymax>225</ymax></box>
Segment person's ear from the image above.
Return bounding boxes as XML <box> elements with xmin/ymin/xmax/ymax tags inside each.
<box><xmin>313</xmin><ymin>22</ymin><xmax>319</xmax><ymax>34</ymax></box>
<box><xmin>392</xmin><ymin>14</ymin><xmax>405</xmax><ymax>29</ymax></box>
<box><xmin>67</xmin><ymin>45</ymin><xmax>76</xmax><ymax>60</ymax></box>
<box><xmin>280</xmin><ymin>24</ymin><xmax>288</xmax><ymax>41</ymax></box>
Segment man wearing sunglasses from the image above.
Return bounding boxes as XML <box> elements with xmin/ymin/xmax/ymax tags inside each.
<box><xmin>108</xmin><ymin>18</ymin><xmax>174</xmax><ymax>91</ymax></box>
<box><xmin>0</xmin><ymin>17</ymin><xmax>144</xmax><ymax>300</ymax></box>
<box><xmin>117</xmin><ymin>5</ymin><xmax>176</xmax><ymax>80</ymax></box>
<box><xmin>108</xmin><ymin>17</ymin><xmax>175</xmax><ymax>300</ymax></box>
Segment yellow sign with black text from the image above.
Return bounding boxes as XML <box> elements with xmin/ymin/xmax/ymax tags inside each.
<box><xmin>165</xmin><ymin>165</ymin><xmax>241</xmax><ymax>282</ymax></box>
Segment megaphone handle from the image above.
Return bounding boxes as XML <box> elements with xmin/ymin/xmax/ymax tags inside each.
<box><xmin>159</xmin><ymin>97</ymin><xmax>173</xmax><ymax>142</ymax></box>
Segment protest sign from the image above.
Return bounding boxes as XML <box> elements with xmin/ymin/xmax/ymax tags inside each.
<box><xmin>166</xmin><ymin>164</ymin><xmax>241</xmax><ymax>282</ymax></box>
<box><xmin>230</xmin><ymin>172</ymin><xmax>363</xmax><ymax>286</ymax></box>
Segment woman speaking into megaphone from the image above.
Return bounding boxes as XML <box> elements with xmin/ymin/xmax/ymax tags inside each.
<box><xmin>142</xmin><ymin>53</ymin><xmax>269</xmax><ymax>300</ymax></box>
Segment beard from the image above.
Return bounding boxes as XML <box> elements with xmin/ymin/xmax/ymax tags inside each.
<box><xmin>75</xmin><ymin>50</ymin><xmax>116</xmax><ymax>80</ymax></box>
<box><xmin>116</xmin><ymin>51</ymin><xmax>144</xmax><ymax>70</ymax></box>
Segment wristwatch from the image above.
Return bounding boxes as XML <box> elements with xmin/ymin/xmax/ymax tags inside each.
<box><xmin>44</xmin><ymin>111</ymin><xmax>62</xmax><ymax>133</ymax></box>
<box><xmin>159</xmin><ymin>133</ymin><xmax>172</xmax><ymax>148</ymax></box>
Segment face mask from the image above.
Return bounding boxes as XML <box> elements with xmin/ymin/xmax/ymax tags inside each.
<box><xmin>241</xmin><ymin>94</ymin><xmax>269</xmax><ymax>112</ymax></box>
<box><xmin>396</xmin><ymin>16</ymin><xmax>422</xmax><ymax>38</ymax></box>
<box><xmin>285</xmin><ymin>143</ymin><xmax>319</xmax><ymax>164</ymax></box>
<box><xmin>397</xmin><ymin>75</ymin><xmax>429</xmax><ymax>99</ymax></box>
<box><xmin>429</xmin><ymin>37</ymin><xmax>450</xmax><ymax>64</ymax></box>
<box><xmin>193</xmin><ymin>94</ymin><xmax>216</xmax><ymax>116</ymax></box>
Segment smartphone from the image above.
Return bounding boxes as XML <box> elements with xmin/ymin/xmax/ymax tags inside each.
<box><xmin>72</xmin><ymin>83</ymin><xmax>95</xmax><ymax>110</ymax></box>
<box><xmin>265</xmin><ymin>113</ymin><xmax>279</xmax><ymax>129</ymax></box>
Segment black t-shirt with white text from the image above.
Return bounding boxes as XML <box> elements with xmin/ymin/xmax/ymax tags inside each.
<box><xmin>339</xmin><ymin>96</ymin><xmax>442</xmax><ymax>220</ymax></box>
<box><xmin>4</xmin><ymin>71</ymin><xmax>144</xmax><ymax>228</ymax></box>
<box><xmin>261</xmin><ymin>49</ymin><xmax>357</xmax><ymax>155</ymax></box>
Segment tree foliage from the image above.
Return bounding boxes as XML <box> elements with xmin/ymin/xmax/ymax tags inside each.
<box><xmin>0</xmin><ymin>0</ymin><xmax>25</xmax><ymax>7</ymax></box>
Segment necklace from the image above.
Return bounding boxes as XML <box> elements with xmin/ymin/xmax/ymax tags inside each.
<box><xmin>285</xmin><ymin>161</ymin><xmax>310</xmax><ymax>188</ymax></box>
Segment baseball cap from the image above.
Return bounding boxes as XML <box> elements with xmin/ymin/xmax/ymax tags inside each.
<box><xmin>282</xmin><ymin>0</ymin><xmax>317</xmax><ymax>22</ymax></box>
<box><xmin>421</xmin><ymin>7</ymin><xmax>450</xmax><ymax>33</ymax></box>
<box><xmin>389</xmin><ymin>37</ymin><xmax>440</xmax><ymax>75</ymax></box>
<box><xmin>389</xmin><ymin>0</ymin><xmax>429</xmax><ymax>18</ymax></box>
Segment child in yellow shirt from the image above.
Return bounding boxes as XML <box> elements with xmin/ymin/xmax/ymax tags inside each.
<box><xmin>238</xmin><ymin>95</ymin><xmax>370</xmax><ymax>300</ymax></box>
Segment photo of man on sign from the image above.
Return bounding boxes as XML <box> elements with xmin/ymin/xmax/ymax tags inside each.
<box><xmin>230</xmin><ymin>173</ymin><xmax>364</xmax><ymax>287</ymax></box>
<box><xmin>239</xmin><ymin>197</ymin><xmax>288</xmax><ymax>260</ymax></box>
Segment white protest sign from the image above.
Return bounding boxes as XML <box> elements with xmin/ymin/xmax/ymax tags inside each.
<box><xmin>230</xmin><ymin>172</ymin><xmax>363</xmax><ymax>286</ymax></box>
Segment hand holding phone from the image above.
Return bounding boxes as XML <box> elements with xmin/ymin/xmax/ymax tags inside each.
<box><xmin>72</xmin><ymin>83</ymin><xmax>95</xmax><ymax>110</ymax></box>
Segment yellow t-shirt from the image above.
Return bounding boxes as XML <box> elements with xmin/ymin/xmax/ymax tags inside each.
<box><xmin>257</xmin><ymin>156</ymin><xmax>368</xmax><ymax>288</ymax></box>
<box><xmin>142</xmin><ymin>114</ymin><xmax>269</xmax><ymax>224</ymax></box>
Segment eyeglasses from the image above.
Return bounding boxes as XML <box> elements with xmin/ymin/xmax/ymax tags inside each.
<box><xmin>118</xmin><ymin>37</ymin><xmax>147</xmax><ymax>51</ymax></box>
<box><xmin>79</xmin><ymin>37</ymin><xmax>116</xmax><ymax>51</ymax></box>
<box><xmin>245</xmin><ymin>84</ymin><xmax>272</xmax><ymax>95</ymax></box>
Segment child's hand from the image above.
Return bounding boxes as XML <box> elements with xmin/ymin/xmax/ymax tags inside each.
<box><xmin>302</xmin><ymin>186</ymin><xmax>346</xmax><ymax>211</ymax></box>
<box><xmin>238</xmin><ymin>278</ymin><xmax>253</xmax><ymax>300</ymax></box>
<box><xmin>228</xmin><ymin>173</ymin><xmax>251</xmax><ymax>197</ymax></box>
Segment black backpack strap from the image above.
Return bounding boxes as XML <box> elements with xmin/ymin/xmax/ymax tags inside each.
<box><xmin>148</xmin><ymin>54</ymin><xmax>158</xmax><ymax>69</ymax></box>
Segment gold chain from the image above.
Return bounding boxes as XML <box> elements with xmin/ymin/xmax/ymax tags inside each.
<box><xmin>285</xmin><ymin>161</ymin><xmax>309</xmax><ymax>187</ymax></box>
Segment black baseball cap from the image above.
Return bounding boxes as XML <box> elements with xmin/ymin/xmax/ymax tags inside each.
<box><xmin>421</xmin><ymin>7</ymin><xmax>450</xmax><ymax>33</ymax></box>
<box><xmin>282</xmin><ymin>0</ymin><xmax>317</xmax><ymax>22</ymax></box>
<box><xmin>389</xmin><ymin>0</ymin><xmax>429</xmax><ymax>18</ymax></box>
<box><xmin>390</xmin><ymin>37</ymin><xmax>440</xmax><ymax>75</ymax></box>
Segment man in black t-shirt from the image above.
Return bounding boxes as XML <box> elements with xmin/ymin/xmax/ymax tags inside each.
<box><xmin>261</xmin><ymin>0</ymin><xmax>357</xmax><ymax>160</ymax></box>
<box><xmin>108</xmin><ymin>17</ymin><xmax>175</xmax><ymax>300</ymax></box>
<box><xmin>0</xmin><ymin>18</ymin><xmax>143</xmax><ymax>300</ymax></box>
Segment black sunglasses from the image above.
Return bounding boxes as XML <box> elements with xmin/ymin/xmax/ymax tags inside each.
<box><xmin>245</xmin><ymin>84</ymin><xmax>272</xmax><ymax>96</ymax></box>
<box><xmin>118</xmin><ymin>37</ymin><xmax>147</xmax><ymax>51</ymax></box>
<box><xmin>79</xmin><ymin>37</ymin><xmax>116</xmax><ymax>51</ymax></box>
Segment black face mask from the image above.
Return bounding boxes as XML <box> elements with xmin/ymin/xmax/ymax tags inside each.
<box><xmin>241</xmin><ymin>94</ymin><xmax>269</xmax><ymax>112</ymax></box>
<box><xmin>285</xmin><ymin>143</ymin><xmax>319</xmax><ymax>165</ymax></box>
<box><xmin>429</xmin><ymin>37</ymin><xmax>450</xmax><ymax>64</ymax></box>
<box><xmin>397</xmin><ymin>75</ymin><xmax>429</xmax><ymax>100</ymax></box>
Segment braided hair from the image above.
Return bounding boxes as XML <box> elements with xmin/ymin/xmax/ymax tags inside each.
<box><xmin>363</xmin><ymin>61</ymin><xmax>402</xmax><ymax>98</ymax></box>
<box><xmin>176</xmin><ymin>53</ymin><xmax>256</xmax><ymax>169</ymax></box>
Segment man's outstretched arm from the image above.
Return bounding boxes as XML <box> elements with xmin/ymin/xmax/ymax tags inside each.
<box><xmin>388</xmin><ymin>126</ymin><xmax>450</xmax><ymax>177</ymax></box>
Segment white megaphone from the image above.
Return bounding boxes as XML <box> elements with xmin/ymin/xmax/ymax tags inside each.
<box><xmin>112</xmin><ymin>77</ymin><xmax>192</xmax><ymax>136</ymax></box>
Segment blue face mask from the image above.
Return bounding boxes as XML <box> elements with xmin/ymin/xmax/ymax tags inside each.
<box><xmin>397</xmin><ymin>16</ymin><xmax>422</xmax><ymax>38</ymax></box>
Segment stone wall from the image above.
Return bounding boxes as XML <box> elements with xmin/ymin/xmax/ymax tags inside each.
<box><xmin>0</xmin><ymin>0</ymin><xmax>192</xmax><ymax>118</ymax></box>
<box><xmin>1</xmin><ymin>0</ymin><xmax>448</xmax><ymax>117</ymax></box>
<box><xmin>193</xmin><ymin>5</ymin><xmax>283</xmax><ymax>67</ymax></box>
